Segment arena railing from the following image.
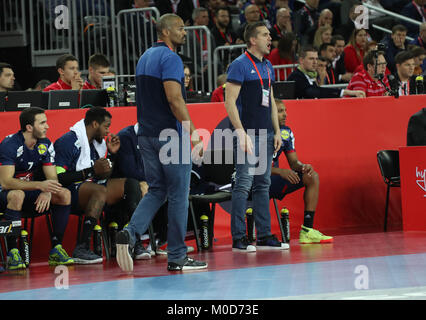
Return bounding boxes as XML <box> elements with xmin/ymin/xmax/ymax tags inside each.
<box><xmin>179</xmin><ymin>25</ymin><xmax>213</xmax><ymax>93</ymax></box>
<box><xmin>116</xmin><ymin>7</ymin><xmax>160</xmax><ymax>77</ymax></box>
<box><xmin>0</xmin><ymin>0</ymin><xmax>27</xmax><ymax>48</ymax></box>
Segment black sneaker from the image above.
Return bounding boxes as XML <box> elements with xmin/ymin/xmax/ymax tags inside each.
<box><xmin>167</xmin><ymin>256</ymin><xmax>208</xmax><ymax>271</ymax></box>
<box><xmin>232</xmin><ymin>236</ymin><xmax>256</xmax><ymax>252</ymax></box>
<box><xmin>256</xmin><ymin>234</ymin><xmax>289</xmax><ymax>250</ymax></box>
<box><xmin>133</xmin><ymin>240</ymin><xmax>151</xmax><ymax>260</ymax></box>
<box><xmin>72</xmin><ymin>244</ymin><xmax>103</xmax><ymax>264</ymax></box>
<box><xmin>116</xmin><ymin>229</ymin><xmax>134</xmax><ymax>272</ymax></box>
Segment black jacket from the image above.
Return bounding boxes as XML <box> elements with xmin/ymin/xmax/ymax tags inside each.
<box><xmin>287</xmin><ymin>68</ymin><xmax>342</xmax><ymax>99</ymax></box>
<box><xmin>407</xmin><ymin>108</ymin><xmax>426</xmax><ymax>146</ymax></box>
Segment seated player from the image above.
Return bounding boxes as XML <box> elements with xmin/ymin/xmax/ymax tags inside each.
<box><xmin>270</xmin><ymin>99</ymin><xmax>333</xmax><ymax>244</ymax></box>
<box><xmin>54</xmin><ymin>107</ymin><xmax>142</xmax><ymax>264</ymax></box>
<box><xmin>0</xmin><ymin>107</ymin><xmax>73</xmax><ymax>269</ymax></box>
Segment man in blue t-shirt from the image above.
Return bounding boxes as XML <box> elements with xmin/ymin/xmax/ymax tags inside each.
<box><xmin>225</xmin><ymin>21</ymin><xmax>288</xmax><ymax>252</ymax></box>
<box><xmin>0</xmin><ymin>107</ymin><xmax>73</xmax><ymax>269</ymax></box>
<box><xmin>270</xmin><ymin>99</ymin><xmax>333</xmax><ymax>244</ymax></box>
<box><xmin>115</xmin><ymin>14</ymin><xmax>207</xmax><ymax>272</ymax></box>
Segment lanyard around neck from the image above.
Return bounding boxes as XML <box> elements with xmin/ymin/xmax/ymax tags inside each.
<box><xmin>245</xmin><ymin>51</ymin><xmax>271</xmax><ymax>89</ymax></box>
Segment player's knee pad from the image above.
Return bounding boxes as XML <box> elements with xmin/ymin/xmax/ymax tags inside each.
<box><xmin>124</xmin><ymin>178</ymin><xmax>142</xmax><ymax>214</ymax></box>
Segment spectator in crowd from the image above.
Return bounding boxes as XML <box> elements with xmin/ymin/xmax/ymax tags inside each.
<box><xmin>270</xmin><ymin>8</ymin><xmax>293</xmax><ymax>48</ymax></box>
<box><xmin>400</xmin><ymin>0</ymin><xmax>426</xmax><ymax>38</ymax></box>
<box><xmin>270</xmin><ymin>99</ymin><xmax>333</xmax><ymax>244</ymax></box>
<box><xmin>410</xmin><ymin>22</ymin><xmax>426</xmax><ymax>50</ymax></box>
<box><xmin>316</xmin><ymin>56</ymin><xmax>329</xmax><ymax>85</ymax></box>
<box><xmin>54</xmin><ymin>107</ymin><xmax>141</xmax><ymax>264</ymax></box>
<box><xmin>184</xmin><ymin>64</ymin><xmax>194</xmax><ymax>92</ymax></box>
<box><xmin>380</xmin><ymin>24</ymin><xmax>409</xmax><ymax>74</ymax></box>
<box><xmin>313</xmin><ymin>24</ymin><xmax>333</xmax><ymax>49</ymax></box>
<box><xmin>83</xmin><ymin>54</ymin><xmax>111</xmax><ymax>89</ymax></box>
<box><xmin>407</xmin><ymin>107</ymin><xmax>426</xmax><ymax>146</ymax></box>
<box><xmin>335</xmin><ymin>3</ymin><xmax>360</xmax><ymax>42</ymax></box>
<box><xmin>224</xmin><ymin>21</ymin><xmax>289</xmax><ymax>252</ymax></box>
<box><xmin>183</xmin><ymin>7</ymin><xmax>216</xmax><ymax>90</ymax></box>
<box><xmin>33</xmin><ymin>80</ymin><xmax>51</xmax><ymax>91</ymax></box>
<box><xmin>0</xmin><ymin>63</ymin><xmax>15</xmax><ymax>92</ymax></box>
<box><xmin>305</xmin><ymin>8</ymin><xmax>333</xmax><ymax>47</ymax></box>
<box><xmin>210</xmin><ymin>73</ymin><xmax>227</xmax><ymax>102</ymax></box>
<box><xmin>346</xmin><ymin>49</ymin><xmax>390</xmax><ymax>97</ymax></box>
<box><xmin>392</xmin><ymin>50</ymin><xmax>417</xmax><ymax>95</ymax></box>
<box><xmin>206</xmin><ymin>0</ymin><xmax>225</xmax><ymax>29</ymax></box>
<box><xmin>43</xmin><ymin>54</ymin><xmax>83</xmax><ymax>91</ymax></box>
<box><xmin>211</xmin><ymin>7</ymin><xmax>242</xmax><ymax>48</ymax></box>
<box><xmin>362</xmin><ymin>0</ymin><xmax>397</xmax><ymax>41</ymax></box>
<box><xmin>155</xmin><ymin>0</ymin><xmax>194</xmax><ymax>25</ymax></box>
<box><xmin>294</xmin><ymin>0</ymin><xmax>320</xmax><ymax>45</ymax></box>
<box><xmin>331</xmin><ymin>35</ymin><xmax>353</xmax><ymax>82</ymax></box>
<box><xmin>318</xmin><ymin>42</ymin><xmax>339</xmax><ymax>84</ymax></box>
<box><xmin>409</xmin><ymin>45</ymin><xmax>426</xmax><ymax>75</ymax></box>
<box><xmin>238</xmin><ymin>5</ymin><xmax>261</xmax><ymax>40</ymax></box>
<box><xmin>0</xmin><ymin>107</ymin><xmax>73</xmax><ymax>269</ymax></box>
<box><xmin>344</xmin><ymin>28</ymin><xmax>368</xmax><ymax>73</ymax></box>
<box><xmin>287</xmin><ymin>45</ymin><xmax>365</xmax><ymax>99</ymax></box>
<box><xmin>240</xmin><ymin>0</ymin><xmax>274</xmax><ymax>29</ymax></box>
<box><xmin>268</xmin><ymin>32</ymin><xmax>298</xmax><ymax>81</ymax></box>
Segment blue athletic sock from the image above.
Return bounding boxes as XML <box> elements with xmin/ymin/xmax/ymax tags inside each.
<box><xmin>50</xmin><ymin>204</ymin><xmax>71</xmax><ymax>247</ymax></box>
<box><xmin>4</xmin><ymin>208</ymin><xmax>21</xmax><ymax>250</ymax></box>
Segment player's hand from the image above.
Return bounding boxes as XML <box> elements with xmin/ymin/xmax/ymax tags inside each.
<box><xmin>93</xmin><ymin>158</ymin><xmax>112</xmax><ymax>178</ymax></box>
<box><xmin>106</xmin><ymin>133</ymin><xmax>120</xmax><ymax>154</ymax></box>
<box><xmin>237</xmin><ymin>130</ymin><xmax>253</xmax><ymax>155</ymax></box>
<box><xmin>39</xmin><ymin>179</ymin><xmax>62</xmax><ymax>193</ymax></box>
<box><xmin>279</xmin><ymin>168</ymin><xmax>300</xmax><ymax>184</ymax></box>
<box><xmin>274</xmin><ymin>132</ymin><xmax>282</xmax><ymax>154</ymax></box>
<box><xmin>71</xmin><ymin>72</ymin><xmax>83</xmax><ymax>90</ymax></box>
<box><xmin>34</xmin><ymin>192</ymin><xmax>52</xmax><ymax>213</ymax></box>
<box><xmin>301</xmin><ymin>164</ymin><xmax>314</xmax><ymax>177</ymax></box>
<box><xmin>140</xmin><ymin>181</ymin><xmax>149</xmax><ymax>197</ymax></box>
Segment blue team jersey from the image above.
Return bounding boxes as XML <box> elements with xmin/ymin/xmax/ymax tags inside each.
<box><xmin>226</xmin><ymin>51</ymin><xmax>275</xmax><ymax>133</ymax></box>
<box><xmin>54</xmin><ymin>131</ymin><xmax>100</xmax><ymax>173</ymax></box>
<box><xmin>273</xmin><ymin>125</ymin><xmax>295</xmax><ymax>165</ymax></box>
<box><xmin>135</xmin><ymin>41</ymin><xmax>186</xmax><ymax>137</ymax></box>
<box><xmin>115</xmin><ymin>125</ymin><xmax>145</xmax><ymax>181</ymax></box>
<box><xmin>0</xmin><ymin>131</ymin><xmax>55</xmax><ymax>184</ymax></box>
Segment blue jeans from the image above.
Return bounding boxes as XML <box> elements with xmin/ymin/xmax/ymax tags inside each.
<box><xmin>125</xmin><ymin>134</ymin><xmax>191</xmax><ymax>262</ymax></box>
<box><xmin>231</xmin><ymin>131</ymin><xmax>274</xmax><ymax>240</ymax></box>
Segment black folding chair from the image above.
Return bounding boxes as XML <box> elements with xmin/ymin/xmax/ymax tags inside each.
<box><xmin>377</xmin><ymin>150</ymin><xmax>401</xmax><ymax>232</ymax></box>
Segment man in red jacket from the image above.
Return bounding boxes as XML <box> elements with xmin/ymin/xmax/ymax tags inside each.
<box><xmin>347</xmin><ymin>50</ymin><xmax>390</xmax><ymax>97</ymax></box>
<box><xmin>43</xmin><ymin>54</ymin><xmax>83</xmax><ymax>92</ymax></box>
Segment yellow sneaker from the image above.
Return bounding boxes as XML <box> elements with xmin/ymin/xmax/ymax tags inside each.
<box><xmin>299</xmin><ymin>225</ymin><xmax>333</xmax><ymax>244</ymax></box>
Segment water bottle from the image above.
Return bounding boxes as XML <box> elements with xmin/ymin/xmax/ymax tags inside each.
<box><xmin>246</xmin><ymin>208</ymin><xmax>256</xmax><ymax>242</ymax></box>
<box><xmin>108</xmin><ymin>222</ymin><xmax>118</xmax><ymax>258</ymax></box>
<box><xmin>280</xmin><ymin>207</ymin><xmax>290</xmax><ymax>243</ymax></box>
<box><xmin>20</xmin><ymin>229</ymin><xmax>30</xmax><ymax>267</ymax></box>
<box><xmin>93</xmin><ymin>224</ymin><xmax>103</xmax><ymax>257</ymax></box>
<box><xmin>106</xmin><ymin>86</ymin><xmax>117</xmax><ymax>107</ymax></box>
<box><xmin>200</xmin><ymin>215</ymin><xmax>209</xmax><ymax>250</ymax></box>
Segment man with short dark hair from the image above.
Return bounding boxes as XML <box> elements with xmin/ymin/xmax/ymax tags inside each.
<box><xmin>347</xmin><ymin>50</ymin><xmax>390</xmax><ymax>97</ymax></box>
<box><xmin>381</xmin><ymin>24</ymin><xmax>409</xmax><ymax>73</ymax></box>
<box><xmin>0</xmin><ymin>107</ymin><xmax>73</xmax><ymax>269</ymax></box>
<box><xmin>287</xmin><ymin>45</ymin><xmax>365</xmax><ymax>99</ymax></box>
<box><xmin>225</xmin><ymin>21</ymin><xmax>288</xmax><ymax>252</ymax></box>
<box><xmin>115</xmin><ymin>14</ymin><xmax>207</xmax><ymax>272</ymax></box>
<box><xmin>393</xmin><ymin>50</ymin><xmax>417</xmax><ymax>95</ymax></box>
<box><xmin>0</xmin><ymin>63</ymin><xmax>15</xmax><ymax>92</ymax></box>
<box><xmin>83</xmin><ymin>54</ymin><xmax>111</xmax><ymax>89</ymax></box>
<box><xmin>43</xmin><ymin>54</ymin><xmax>84</xmax><ymax>91</ymax></box>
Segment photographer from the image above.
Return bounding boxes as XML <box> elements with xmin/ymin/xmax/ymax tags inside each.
<box><xmin>347</xmin><ymin>49</ymin><xmax>390</xmax><ymax>97</ymax></box>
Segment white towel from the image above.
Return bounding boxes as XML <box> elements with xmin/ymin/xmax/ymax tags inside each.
<box><xmin>70</xmin><ymin>119</ymin><xmax>107</xmax><ymax>171</ymax></box>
